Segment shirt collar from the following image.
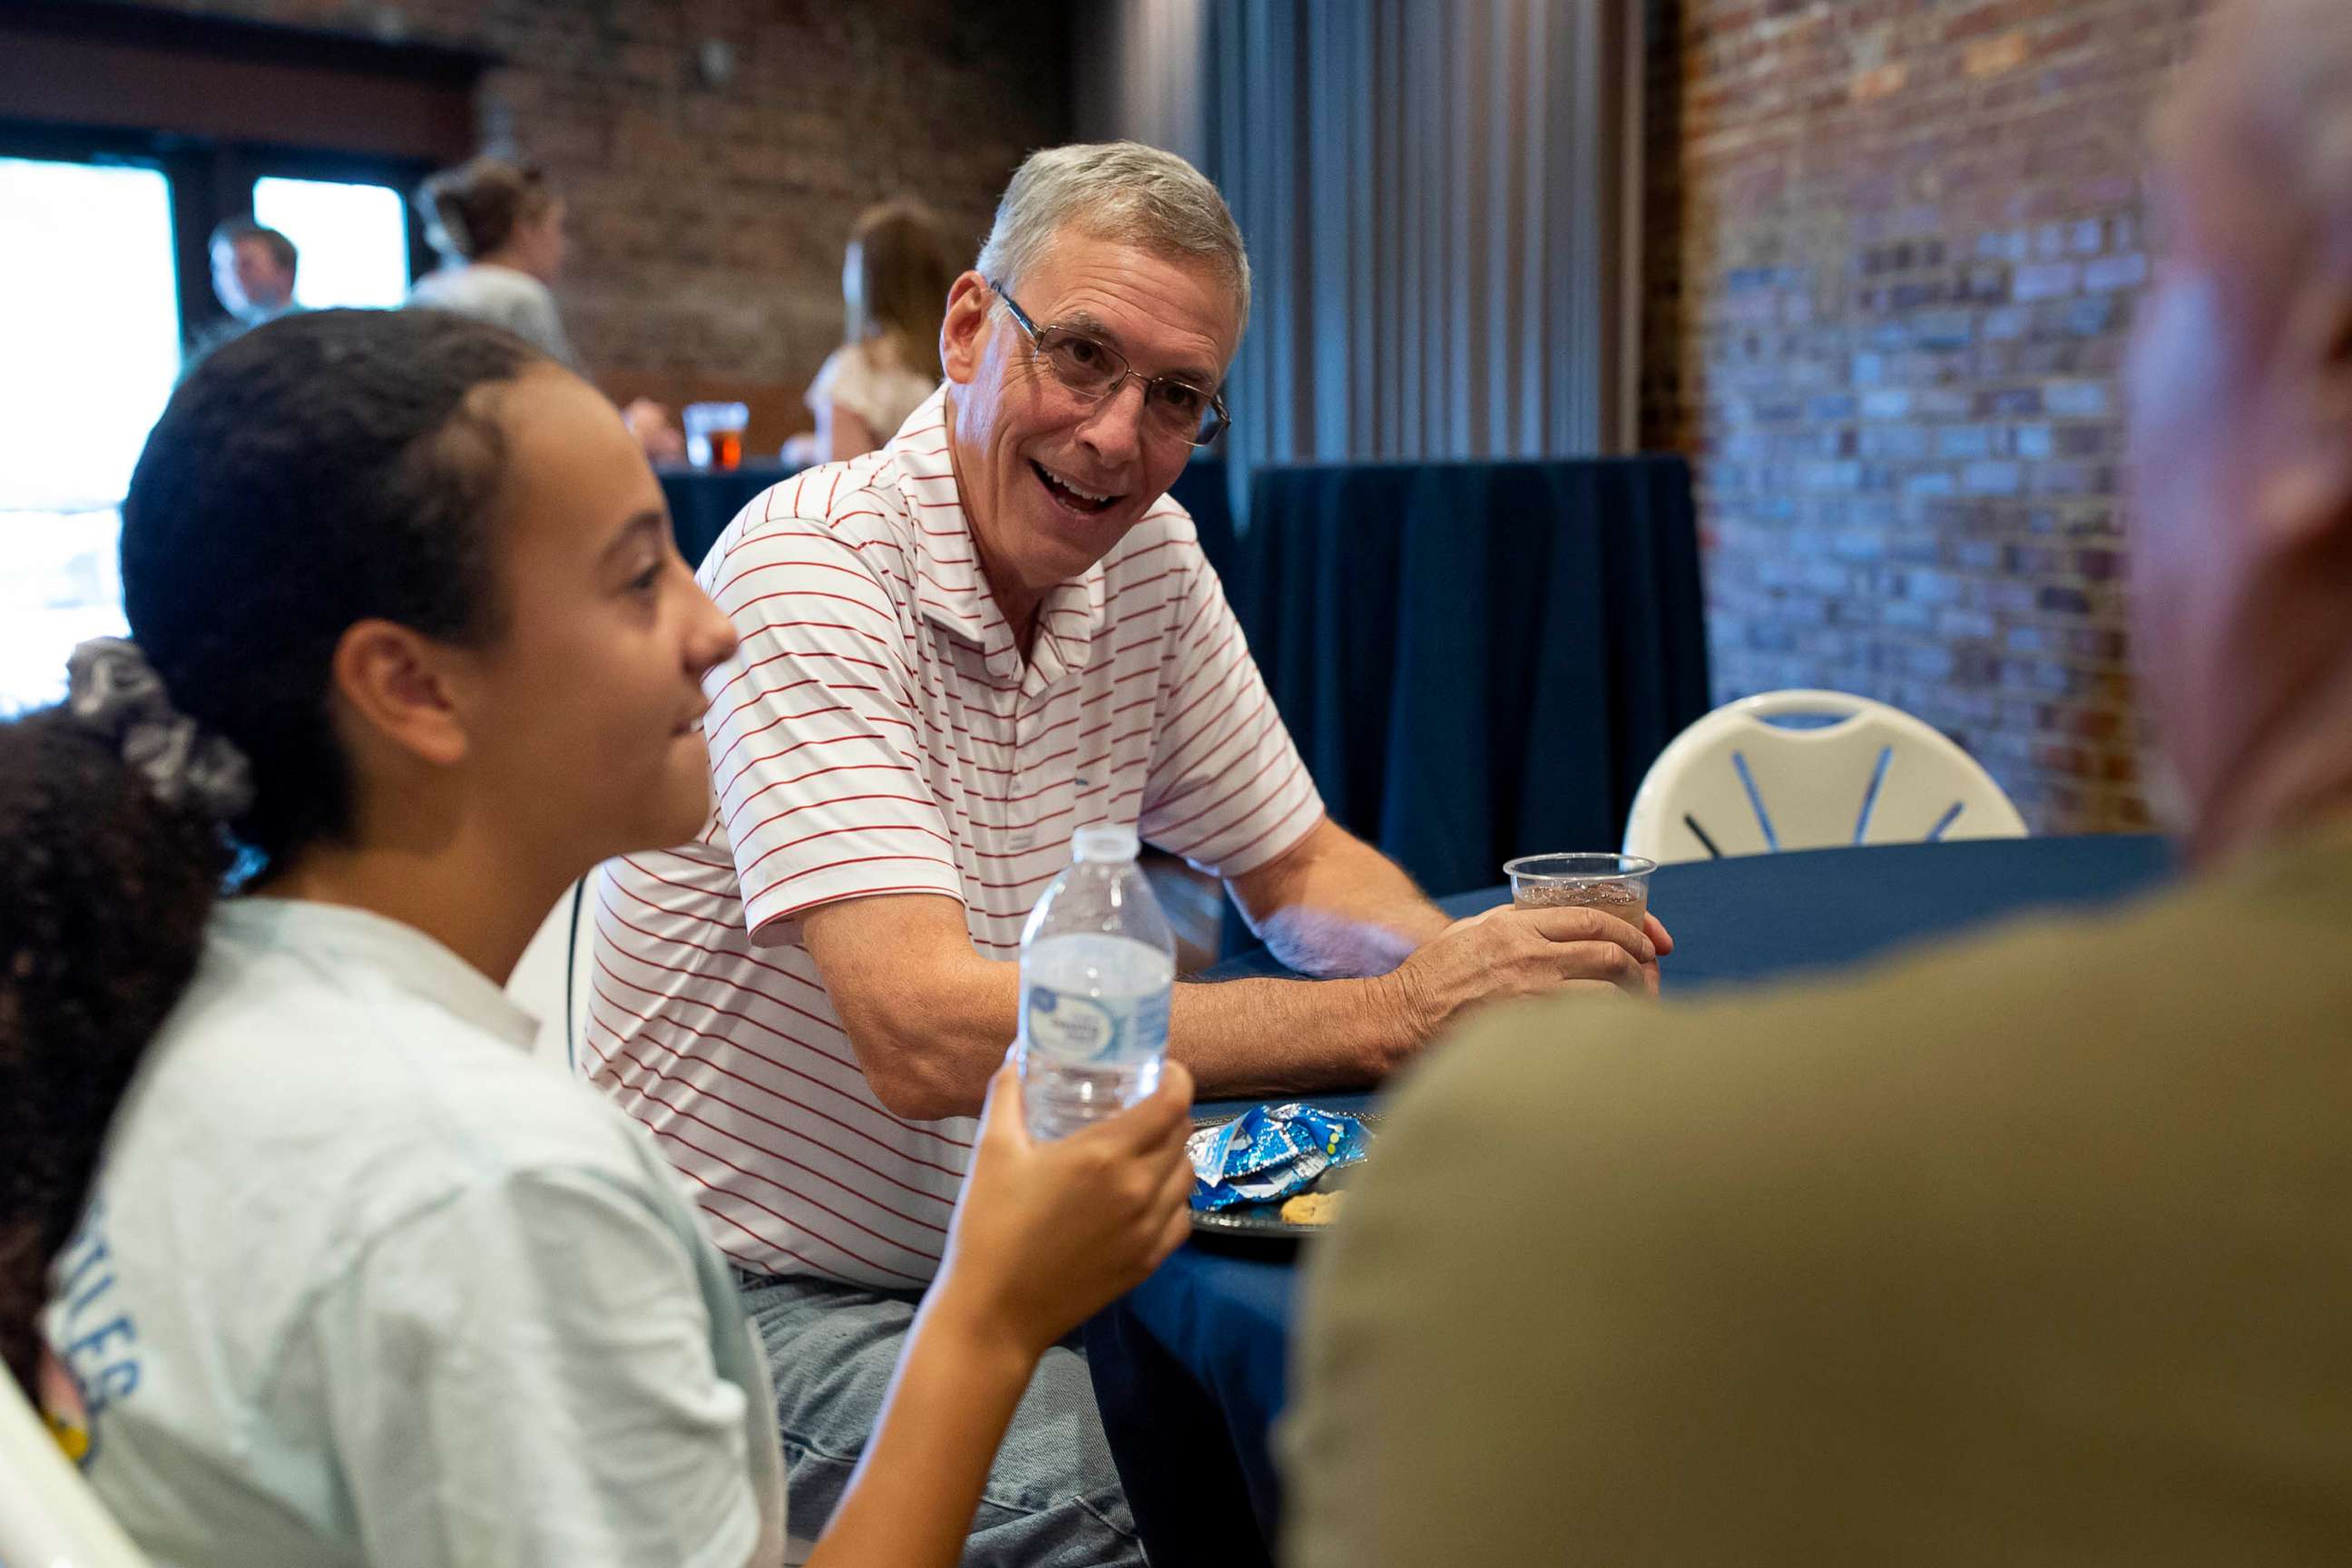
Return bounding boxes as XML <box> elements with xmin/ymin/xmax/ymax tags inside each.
<box><xmin>889</xmin><ymin>387</ymin><xmax>1111</xmax><ymax>691</ymax></box>
<box><xmin>215</xmin><ymin>897</ymin><xmax>541</xmax><ymax>1052</ymax></box>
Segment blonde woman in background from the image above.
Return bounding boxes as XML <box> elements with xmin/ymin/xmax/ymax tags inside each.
<box><xmin>411</xmin><ymin>155</ymin><xmax>683</xmax><ymax>461</ymax></box>
<box><xmin>788</xmin><ymin>201</ymin><xmax>955</xmax><ymax>465</ymax></box>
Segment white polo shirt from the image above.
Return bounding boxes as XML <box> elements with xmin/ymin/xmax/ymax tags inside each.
<box><xmin>590</xmin><ymin>388</ymin><xmax>1323</xmax><ymax>1288</ymax></box>
<box><xmin>41</xmin><ymin>898</ymin><xmax>786</xmax><ymax>1568</ymax></box>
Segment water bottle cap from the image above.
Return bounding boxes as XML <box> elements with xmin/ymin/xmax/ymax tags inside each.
<box><xmin>1071</xmin><ymin>824</ymin><xmax>1141</xmax><ymax>863</ymax></box>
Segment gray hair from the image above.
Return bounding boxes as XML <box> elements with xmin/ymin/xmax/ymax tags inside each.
<box><xmin>975</xmin><ymin>142</ymin><xmax>1252</xmax><ymax>338</ymax></box>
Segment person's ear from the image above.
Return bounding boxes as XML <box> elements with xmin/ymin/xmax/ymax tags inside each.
<box><xmin>2318</xmin><ymin>275</ymin><xmax>2352</xmax><ymax>425</ymax></box>
<box><xmin>2259</xmin><ymin>270</ymin><xmax>2352</xmax><ymax>556</ymax></box>
<box><xmin>940</xmin><ymin>270</ymin><xmax>995</xmax><ymax>387</ymax></box>
<box><xmin>328</xmin><ymin>619</ymin><xmax>474</xmax><ymax>770</ymax></box>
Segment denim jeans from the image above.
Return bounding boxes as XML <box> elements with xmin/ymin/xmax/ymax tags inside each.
<box><xmin>737</xmin><ymin>1271</ymin><xmax>1145</xmax><ymax>1567</ymax></box>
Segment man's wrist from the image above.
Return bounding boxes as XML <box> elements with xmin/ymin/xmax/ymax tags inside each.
<box><xmin>1362</xmin><ymin>966</ymin><xmax>1433</xmax><ymax>1077</ymax></box>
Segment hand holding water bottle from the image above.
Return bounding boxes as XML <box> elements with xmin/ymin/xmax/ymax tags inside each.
<box><xmin>932</xmin><ymin>1057</ymin><xmax>1196</xmax><ymax>1361</ymax></box>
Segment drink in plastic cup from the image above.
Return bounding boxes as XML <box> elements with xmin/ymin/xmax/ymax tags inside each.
<box><xmin>684</xmin><ymin>401</ymin><xmax>749</xmax><ymax>470</ymax></box>
<box><xmin>1503</xmin><ymin>852</ymin><xmax>1655</xmax><ymax>929</ymax></box>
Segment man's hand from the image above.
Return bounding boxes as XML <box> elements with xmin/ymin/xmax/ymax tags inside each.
<box><xmin>1639</xmin><ymin>913</ymin><xmax>1675</xmax><ymax>995</ymax></box>
<box><xmin>1380</xmin><ymin>904</ymin><xmax>1664</xmax><ymax>1061</ymax></box>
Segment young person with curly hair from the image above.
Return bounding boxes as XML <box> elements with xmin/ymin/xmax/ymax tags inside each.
<box><xmin>0</xmin><ymin>307</ymin><xmax>1192</xmax><ymax>1568</ymax></box>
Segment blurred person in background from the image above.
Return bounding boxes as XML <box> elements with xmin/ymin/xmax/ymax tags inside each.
<box><xmin>1283</xmin><ymin>0</ymin><xmax>2352</xmax><ymax>1560</ymax></box>
<box><xmin>411</xmin><ymin>155</ymin><xmax>683</xmax><ymax>462</ymax></box>
<box><xmin>411</xmin><ymin>156</ymin><xmax>573</xmax><ymax>362</ymax></box>
<box><xmin>208</xmin><ymin>218</ymin><xmax>298</xmax><ymax>327</ymax></box>
<box><xmin>783</xmin><ymin>200</ymin><xmax>955</xmax><ymax>466</ymax></box>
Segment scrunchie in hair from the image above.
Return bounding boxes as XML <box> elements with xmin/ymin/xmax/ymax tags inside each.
<box><xmin>65</xmin><ymin>638</ymin><xmax>254</xmax><ymax>825</ymax></box>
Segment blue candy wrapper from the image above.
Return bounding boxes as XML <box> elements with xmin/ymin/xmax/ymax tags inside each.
<box><xmin>1187</xmin><ymin>1102</ymin><xmax>1370</xmax><ymax>1211</ymax></box>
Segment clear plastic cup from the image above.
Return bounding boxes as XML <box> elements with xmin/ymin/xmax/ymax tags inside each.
<box><xmin>1503</xmin><ymin>852</ymin><xmax>1655</xmax><ymax>929</ymax></box>
<box><xmin>683</xmin><ymin>401</ymin><xmax>750</xmax><ymax>470</ymax></box>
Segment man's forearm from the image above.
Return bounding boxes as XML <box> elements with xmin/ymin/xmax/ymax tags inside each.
<box><xmin>1231</xmin><ymin>818</ymin><xmax>1455</xmax><ymax>979</ymax></box>
<box><xmin>1251</xmin><ymin>899</ymin><xmax>1451</xmax><ymax>981</ymax></box>
<box><xmin>859</xmin><ymin>958</ymin><xmax>1422</xmax><ymax>1116</ymax></box>
<box><xmin>1170</xmin><ymin>969</ymin><xmax>1422</xmax><ymax>1098</ymax></box>
<box><xmin>810</xmin><ymin>884</ymin><xmax>1431</xmax><ymax>1121</ymax></box>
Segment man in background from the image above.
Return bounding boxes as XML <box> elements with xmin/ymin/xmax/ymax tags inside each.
<box><xmin>209</xmin><ymin>219</ymin><xmax>298</xmax><ymax>327</ymax></box>
<box><xmin>1286</xmin><ymin>0</ymin><xmax>2352</xmax><ymax>1560</ymax></box>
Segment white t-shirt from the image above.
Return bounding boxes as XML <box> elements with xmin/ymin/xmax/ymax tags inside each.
<box><xmin>588</xmin><ymin>387</ymin><xmax>1324</xmax><ymax>1287</ymax></box>
<box><xmin>408</xmin><ymin>263</ymin><xmax>575</xmax><ymax>367</ymax></box>
<box><xmin>805</xmin><ymin>338</ymin><xmax>938</xmax><ymax>446</ymax></box>
<box><xmin>39</xmin><ymin>898</ymin><xmax>786</xmax><ymax>1568</ymax></box>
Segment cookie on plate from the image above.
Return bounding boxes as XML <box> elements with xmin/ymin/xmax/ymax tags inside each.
<box><xmin>1279</xmin><ymin>1191</ymin><xmax>1344</xmax><ymax>1226</ymax></box>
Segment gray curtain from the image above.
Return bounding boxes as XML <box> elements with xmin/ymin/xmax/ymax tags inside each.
<box><xmin>1074</xmin><ymin>0</ymin><xmax>1642</xmax><ymax>482</ymax></box>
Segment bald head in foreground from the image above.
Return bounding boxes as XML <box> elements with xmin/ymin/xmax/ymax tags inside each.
<box><xmin>1283</xmin><ymin>1</ymin><xmax>2352</xmax><ymax>1562</ymax></box>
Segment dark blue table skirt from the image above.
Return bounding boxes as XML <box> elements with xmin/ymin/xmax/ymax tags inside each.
<box><xmin>1226</xmin><ymin>456</ymin><xmax>1709</xmax><ymax>898</ymax></box>
<box><xmin>1088</xmin><ymin>834</ymin><xmax>2178</xmax><ymax>1568</ymax></box>
<box><xmin>1166</xmin><ymin>456</ymin><xmax>1238</xmax><ymax>583</ymax></box>
<box><xmin>659</xmin><ymin>460</ymin><xmax>800</xmax><ymax>571</ymax></box>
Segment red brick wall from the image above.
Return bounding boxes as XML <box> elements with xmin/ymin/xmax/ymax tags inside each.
<box><xmin>1645</xmin><ymin>0</ymin><xmax>2211</xmax><ymax>831</ymax></box>
<box><xmin>114</xmin><ymin>0</ymin><xmax>1069</xmax><ymax>434</ymax></box>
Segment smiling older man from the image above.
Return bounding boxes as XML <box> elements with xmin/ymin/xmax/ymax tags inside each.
<box><xmin>587</xmin><ymin>142</ymin><xmax>1663</xmax><ymax>1561</ymax></box>
<box><xmin>1283</xmin><ymin>2</ymin><xmax>2352</xmax><ymax>1562</ymax></box>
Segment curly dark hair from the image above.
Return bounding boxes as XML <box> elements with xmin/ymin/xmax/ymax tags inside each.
<box><xmin>1</xmin><ymin>307</ymin><xmax>546</xmax><ymax>1396</ymax></box>
<box><xmin>0</xmin><ymin>710</ymin><xmax>221</xmax><ymax>1394</ymax></box>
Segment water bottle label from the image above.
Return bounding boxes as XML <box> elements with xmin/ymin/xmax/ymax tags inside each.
<box><xmin>1024</xmin><ymin>985</ymin><xmax>1169</xmax><ymax>1063</ymax></box>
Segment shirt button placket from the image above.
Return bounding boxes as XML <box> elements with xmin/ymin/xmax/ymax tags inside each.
<box><xmin>1003</xmin><ymin>690</ymin><xmax>1033</xmax><ymax>853</ymax></box>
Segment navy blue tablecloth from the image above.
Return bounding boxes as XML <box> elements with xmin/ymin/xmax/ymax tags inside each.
<box><xmin>1087</xmin><ymin>834</ymin><xmax>2178</xmax><ymax>1568</ymax></box>
<box><xmin>659</xmin><ymin>460</ymin><xmax>799</xmax><ymax>570</ymax></box>
<box><xmin>1226</xmin><ymin>457</ymin><xmax>1709</xmax><ymax>897</ymax></box>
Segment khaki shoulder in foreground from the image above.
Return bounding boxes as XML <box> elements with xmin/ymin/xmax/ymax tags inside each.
<box><xmin>1283</xmin><ymin>827</ymin><xmax>2352</xmax><ymax>1566</ymax></box>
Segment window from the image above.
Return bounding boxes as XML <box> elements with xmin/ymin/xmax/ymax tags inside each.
<box><xmin>0</xmin><ymin>155</ymin><xmax>181</xmax><ymax>709</ymax></box>
<box><xmin>0</xmin><ymin>132</ymin><xmax>431</xmax><ymax>710</ymax></box>
<box><xmin>0</xmin><ymin>5</ymin><xmax>479</xmax><ymax>710</ymax></box>
<box><xmin>253</xmin><ymin>175</ymin><xmax>412</xmax><ymax>309</ymax></box>
<box><xmin>0</xmin><ymin>157</ymin><xmax>182</xmax><ymax>512</ymax></box>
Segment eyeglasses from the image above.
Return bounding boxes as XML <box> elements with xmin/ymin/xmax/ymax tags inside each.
<box><xmin>988</xmin><ymin>279</ymin><xmax>1230</xmax><ymax>447</ymax></box>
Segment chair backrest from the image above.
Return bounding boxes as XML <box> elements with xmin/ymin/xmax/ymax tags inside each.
<box><xmin>506</xmin><ymin>878</ymin><xmax>593</xmax><ymax>1073</ymax></box>
<box><xmin>1622</xmin><ymin>689</ymin><xmax>2028</xmax><ymax>865</ymax></box>
<box><xmin>1</xmin><ymin>1368</ymin><xmax>150</xmax><ymax>1568</ymax></box>
<box><xmin>567</xmin><ymin>876</ymin><xmax>598</xmax><ymax>1068</ymax></box>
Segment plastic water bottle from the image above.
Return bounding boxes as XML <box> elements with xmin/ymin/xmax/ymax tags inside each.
<box><xmin>1017</xmin><ymin>824</ymin><xmax>1175</xmax><ymax>1140</ymax></box>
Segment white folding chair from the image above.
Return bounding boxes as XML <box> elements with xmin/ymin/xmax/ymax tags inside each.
<box><xmin>1622</xmin><ymin>689</ymin><xmax>2027</xmax><ymax>865</ymax></box>
<box><xmin>506</xmin><ymin>876</ymin><xmax>598</xmax><ymax>1073</ymax></box>
<box><xmin>2</xmin><ymin>1369</ymin><xmax>150</xmax><ymax>1568</ymax></box>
